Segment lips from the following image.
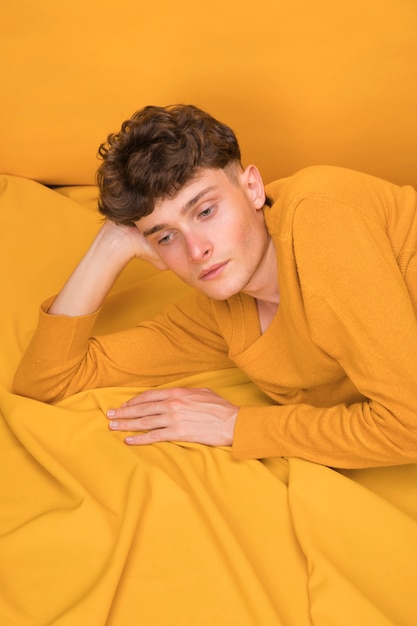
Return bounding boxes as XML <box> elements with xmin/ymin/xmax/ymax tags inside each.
<box><xmin>199</xmin><ymin>262</ymin><xmax>228</xmax><ymax>280</ymax></box>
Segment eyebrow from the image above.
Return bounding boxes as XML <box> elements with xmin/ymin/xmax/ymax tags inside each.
<box><xmin>142</xmin><ymin>185</ymin><xmax>217</xmax><ymax>237</ymax></box>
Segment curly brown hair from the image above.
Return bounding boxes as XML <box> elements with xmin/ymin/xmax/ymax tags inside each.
<box><xmin>96</xmin><ymin>104</ymin><xmax>242</xmax><ymax>225</ymax></box>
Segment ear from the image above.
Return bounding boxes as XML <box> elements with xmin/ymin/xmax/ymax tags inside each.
<box><xmin>241</xmin><ymin>164</ymin><xmax>266</xmax><ymax>209</ymax></box>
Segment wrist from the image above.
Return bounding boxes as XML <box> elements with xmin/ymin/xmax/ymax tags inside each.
<box><xmin>48</xmin><ymin>224</ymin><xmax>134</xmax><ymax>317</ymax></box>
<box><xmin>91</xmin><ymin>222</ymin><xmax>136</xmax><ymax>269</ymax></box>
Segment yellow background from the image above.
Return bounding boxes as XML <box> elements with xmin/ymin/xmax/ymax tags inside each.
<box><xmin>1</xmin><ymin>0</ymin><xmax>417</xmax><ymax>186</ymax></box>
<box><xmin>2</xmin><ymin>4</ymin><xmax>417</xmax><ymax>621</ymax></box>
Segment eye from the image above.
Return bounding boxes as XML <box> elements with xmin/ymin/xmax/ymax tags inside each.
<box><xmin>157</xmin><ymin>232</ymin><xmax>175</xmax><ymax>245</ymax></box>
<box><xmin>198</xmin><ymin>205</ymin><xmax>215</xmax><ymax>219</ymax></box>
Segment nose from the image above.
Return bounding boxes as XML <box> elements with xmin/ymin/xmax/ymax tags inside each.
<box><xmin>185</xmin><ymin>232</ymin><xmax>212</xmax><ymax>262</ymax></box>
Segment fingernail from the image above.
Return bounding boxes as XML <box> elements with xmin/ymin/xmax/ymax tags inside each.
<box><xmin>125</xmin><ymin>436</ymin><xmax>134</xmax><ymax>444</ymax></box>
<box><xmin>109</xmin><ymin>421</ymin><xmax>118</xmax><ymax>429</ymax></box>
<box><xmin>107</xmin><ymin>410</ymin><xmax>116</xmax><ymax>417</ymax></box>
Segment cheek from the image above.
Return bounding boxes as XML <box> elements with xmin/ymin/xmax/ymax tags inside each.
<box><xmin>239</xmin><ymin>223</ymin><xmax>269</xmax><ymax>265</ymax></box>
<box><xmin>158</xmin><ymin>245</ymin><xmax>188</xmax><ymax>271</ymax></box>
<box><xmin>235</xmin><ymin>216</ymin><xmax>263</xmax><ymax>246</ymax></box>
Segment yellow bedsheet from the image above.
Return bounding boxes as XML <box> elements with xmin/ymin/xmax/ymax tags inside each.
<box><xmin>1</xmin><ymin>175</ymin><xmax>417</xmax><ymax>625</ymax></box>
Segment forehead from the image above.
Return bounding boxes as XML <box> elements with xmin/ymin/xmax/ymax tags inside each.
<box><xmin>136</xmin><ymin>168</ymin><xmax>231</xmax><ymax>232</ymax></box>
<box><xmin>159</xmin><ymin>168</ymin><xmax>228</xmax><ymax>208</ymax></box>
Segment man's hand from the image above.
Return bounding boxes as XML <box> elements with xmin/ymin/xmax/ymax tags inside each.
<box><xmin>94</xmin><ymin>220</ymin><xmax>167</xmax><ymax>270</ymax></box>
<box><xmin>106</xmin><ymin>387</ymin><xmax>238</xmax><ymax>447</ymax></box>
<box><xmin>98</xmin><ymin>220</ymin><xmax>166</xmax><ymax>269</ymax></box>
<box><xmin>48</xmin><ymin>220</ymin><xmax>167</xmax><ymax>317</ymax></box>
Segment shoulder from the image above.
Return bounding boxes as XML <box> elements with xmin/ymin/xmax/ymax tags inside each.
<box><xmin>264</xmin><ymin>165</ymin><xmax>401</xmax><ymax>238</ymax></box>
<box><xmin>265</xmin><ymin>165</ymin><xmax>390</xmax><ymax>206</ymax></box>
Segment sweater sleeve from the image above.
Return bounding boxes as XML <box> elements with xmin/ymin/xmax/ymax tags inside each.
<box><xmin>233</xmin><ymin>194</ymin><xmax>417</xmax><ymax>468</ymax></box>
<box><xmin>13</xmin><ymin>293</ymin><xmax>233</xmax><ymax>403</ymax></box>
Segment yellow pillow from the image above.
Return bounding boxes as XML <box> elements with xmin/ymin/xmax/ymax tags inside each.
<box><xmin>0</xmin><ymin>175</ymin><xmax>190</xmax><ymax>390</ymax></box>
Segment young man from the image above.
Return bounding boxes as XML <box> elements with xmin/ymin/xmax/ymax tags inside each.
<box><xmin>13</xmin><ymin>104</ymin><xmax>417</xmax><ymax>469</ymax></box>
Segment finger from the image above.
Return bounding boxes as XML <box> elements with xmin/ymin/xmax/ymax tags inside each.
<box><xmin>124</xmin><ymin>427</ymin><xmax>181</xmax><ymax>446</ymax></box>
<box><xmin>112</xmin><ymin>389</ymin><xmax>169</xmax><ymax>414</ymax></box>
<box><xmin>107</xmin><ymin>400</ymin><xmax>164</xmax><ymax>420</ymax></box>
<box><xmin>121</xmin><ymin>386</ymin><xmax>210</xmax><ymax>408</ymax></box>
<box><xmin>120</xmin><ymin>388</ymin><xmax>172</xmax><ymax>408</ymax></box>
<box><xmin>108</xmin><ymin>414</ymin><xmax>167</xmax><ymax>432</ymax></box>
<box><xmin>109</xmin><ymin>387</ymin><xmax>189</xmax><ymax>416</ymax></box>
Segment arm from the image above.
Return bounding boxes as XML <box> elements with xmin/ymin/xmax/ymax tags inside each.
<box><xmin>13</xmin><ymin>258</ymin><xmax>235</xmax><ymax>403</ymax></box>
<box><xmin>235</xmin><ymin>195</ymin><xmax>417</xmax><ymax>468</ymax></box>
<box><xmin>48</xmin><ymin>220</ymin><xmax>160</xmax><ymax>316</ymax></box>
<box><xmin>13</xmin><ymin>220</ymin><xmax>168</xmax><ymax>400</ymax></box>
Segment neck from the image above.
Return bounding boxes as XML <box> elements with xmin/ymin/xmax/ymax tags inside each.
<box><xmin>243</xmin><ymin>236</ymin><xmax>280</xmax><ymax>306</ymax></box>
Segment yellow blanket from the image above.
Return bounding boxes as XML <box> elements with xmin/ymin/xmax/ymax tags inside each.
<box><xmin>1</xmin><ymin>175</ymin><xmax>417</xmax><ymax>625</ymax></box>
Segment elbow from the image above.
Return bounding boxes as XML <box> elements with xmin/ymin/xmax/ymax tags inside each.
<box><xmin>12</xmin><ymin>368</ymin><xmax>31</xmax><ymax>398</ymax></box>
<box><xmin>12</xmin><ymin>366</ymin><xmax>65</xmax><ymax>404</ymax></box>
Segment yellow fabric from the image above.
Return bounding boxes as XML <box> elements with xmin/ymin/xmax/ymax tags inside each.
<box><xmin>2</xmin><ymin>175</ymin><xmax>417</xmax><ymax>624</ymax></box>
<box><xmin>1</xmin><ymin>0</ymin><xmax>417</xmax><ymax>187</ymax></box>
<box><xmin>3</xmin><ymin>1</ymin><xmax>417</xmax><ymax>619</ymax></box>
<box><xmin>13</xmin><ymin>167</ymin><xmax>417</xmax><ymax>468</ymax></box>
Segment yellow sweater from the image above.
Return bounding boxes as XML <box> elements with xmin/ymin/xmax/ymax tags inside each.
<box><xmin>13</xmin><ymin>166</ymin><xmax>417</xmax><ymax>468</ymax></box>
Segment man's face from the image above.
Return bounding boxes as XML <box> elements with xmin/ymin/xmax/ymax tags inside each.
<box><xmin>135</xmin><ymin>165</ymin><xmax>271</xmax><ymax>301</ymax></box>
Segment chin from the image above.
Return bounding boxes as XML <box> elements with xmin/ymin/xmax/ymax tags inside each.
<box><xmin>199</xmin><ymin>281</ymin><xmax>243</xmax><ymax>301</ymax></box>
